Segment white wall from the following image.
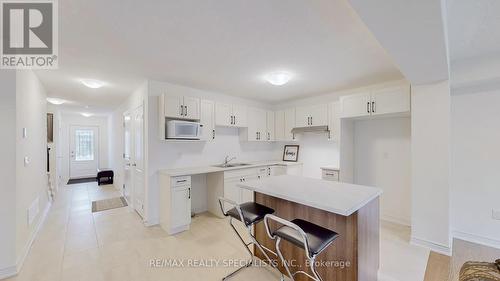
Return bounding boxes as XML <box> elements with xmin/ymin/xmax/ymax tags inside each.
<box><xmin>60</xmin><ymin>113</ymin><xmax>109</xmax><ymax>182</ymax></box>
<box><xmin>354</xmin><ymin>118</ymin><xmax>412</xmax><ymax>225</ymax></box>
<box><xmin>451</xmin><ymin>90</ymin><xmax>500</xmax><ymax>247</ymax></box>
<box><xmin>0</xmin><ymin>70</ymin><xmax>17</xmax><ymax>277</ymax></box>
<box><xmin>15</xmin><ymin>70</ymin><xmax>49</xmax><ymax>271</ymax></box>
<box><xmin>411</xmin><ymin>80</ymin><xmax>451</xmax><ymax>254</ymax></box>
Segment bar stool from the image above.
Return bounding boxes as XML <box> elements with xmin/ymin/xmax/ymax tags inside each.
<box><xmin>218</xmin><ymin>197</ymin><xmax>277</xmax><ymax>280</ymax></box>
<box><xmin>264</xmin><ymin>214</ymin><xmax>340</xmax><ymax>281</ymax></box>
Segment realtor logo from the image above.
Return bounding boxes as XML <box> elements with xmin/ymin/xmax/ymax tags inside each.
<box><xmin>1</xmin><ymin>0</ymin><xmax>58</xmax><ymax>69</ymax></box>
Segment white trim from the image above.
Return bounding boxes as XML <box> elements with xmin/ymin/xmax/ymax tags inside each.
<box><xmin>381</xmin><ymin>214</ymin><xmax>411</xmax><ymax>227</ymax></box>
<box><xmin>378</xmin><ymin>271</ymin><xmax>402</xmax><ymax>281</ymax></box>
<box><xmin>410</xmin><ymin>236</ymin><xmax>452</xmax><ymax>256</ymax></box>
<box><xmin>15</xmin><ymin>201</ymin><xmax>52</xmax><ymax>273</ymax></box>
<box><xmin>453</xmin><ymin>230</ymin><xmax>500</xmax><ymax>250</ymax></box>
<box><xmin>0</xmin><ymin>266</ymin><xmax>17</xmax><ymax>280</ymax></box>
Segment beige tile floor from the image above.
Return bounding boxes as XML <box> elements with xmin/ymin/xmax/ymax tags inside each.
<box><xmin>6</xmin><ymin>182</ymin><xmax>432</xmax><ymax>281</ymax></box>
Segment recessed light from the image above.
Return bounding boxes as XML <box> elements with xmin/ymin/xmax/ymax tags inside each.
<box><xmin>46</xmin><ymin>97</ymin><xmax>66</xmax><ymax>105</ymax></box>
<box><xmin>265</xmin><ymin>71</ymin><xmax>292</xmax><ymax>86</ymax></box>
<box><xmin>81</xmin><ymin>79</ymin><xmax>105</xmax><ymax>89</ymax></box>
<box><xmin>81</xmin><ymin>113</ymin><xmax>93</xmax><ymax>117</ymax></box>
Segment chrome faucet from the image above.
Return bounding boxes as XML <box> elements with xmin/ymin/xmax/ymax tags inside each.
<box><xmin>223</xmin><ymin>155</ymin><xmax>236</xmax><ymax>166</ymax></box>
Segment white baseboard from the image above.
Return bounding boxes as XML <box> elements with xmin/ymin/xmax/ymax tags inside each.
<box><xmin>453</xmin><ymin>230</ymin><xmax>500</xmax><ymax>250</ymax></box>
<box><xmin>381</xmin><ymin>214</ymin><xmax>411</xmax><ymax>226</ymax></box>
<box><xmin>0</xmin><ymin>266</ymin><xmax>17</xmax><ymax>280</ymax></box>
<box><xmin>15</xmin><ymin>201</ymin><xmax>52</xmax><ymax>273</ymax></box>
<box><xmin>410</xmin><ymin>236</ymin><xmax>452</xmax><ymax>256</ymax></box>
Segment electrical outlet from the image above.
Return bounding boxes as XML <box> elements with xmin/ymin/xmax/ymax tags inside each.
<box><xmin>492</xmin><ymin>209</ymin><xmax>500</xmax><ymax>220</ymax></box>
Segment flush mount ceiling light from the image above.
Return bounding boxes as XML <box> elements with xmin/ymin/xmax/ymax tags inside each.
<box><xmin>81</xmin><ymin>79</ymin><xmax>105</xmax><ymax>89</ymax></box>
<box><xmin>46</xmin><ymin>97</ymin><xmax>66</xmax><ymax>105</ymax></box>
<box><xmin>265</xmin><ymin>71</ymin><xmax>292</xmax><ymax>86</ymax></box>
<box><xmin>81</xmin><ymin>113</ymin><xmax>93</xmax><ymax>117</ymax></box>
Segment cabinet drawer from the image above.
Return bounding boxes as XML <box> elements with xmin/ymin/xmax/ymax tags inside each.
<box><xmin>322</xmin><ymin>170</ymin><xmax>339</xmax><ymax>181</ymax></box>
<box><xmin>171</xmin><ymin>176</ymin><xmax>191</xmax><ymax>187</ymax></box>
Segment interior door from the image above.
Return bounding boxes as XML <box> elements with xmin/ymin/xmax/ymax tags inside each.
<box><xmin>183</xmin><ymin>96</ymin><xmax>200</xmax><ymax>120</ymax></box>
<box><xmin>340</xmin><ymin>92</ymin><xmax>371</xmax><ymax>118</ymax></box>
<box><xmin>69</xmin><ymin>126</ymin><xmax>99</xmax><ymax>179</ymax></box>
<box><xmin>133</xmin><ymin>105</ymin><xmax>145</xmax><ymax>217</ymax></box>
<box><xmin>123</xmin><ymin>112</ymin><xmax>133</xmax><ymax>203</ymax></box>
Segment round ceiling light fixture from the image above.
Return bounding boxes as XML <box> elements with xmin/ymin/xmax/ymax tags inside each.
<box><xmin>81</xmin><ymin>112</ymin><xmax>93</xmax><ymax>117</ymax></box>
<box><xmin>81</xmin><ymin>79</ymin><xmax>105</xmax><ymax>89</ymax></box>
<box><xmin>265</xmin><ymin>71</ymin><xmax>292</xmax><ymax>86</ymax></box>
<box><xmin>46</xmin><ymin>97</ymin><xmax>67</xmax><ymax>105</ymax></box>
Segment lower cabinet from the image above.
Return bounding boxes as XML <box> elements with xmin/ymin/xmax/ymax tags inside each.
<box><xmin>159</xmin><ymin>175</ymin><xmax>192</xmax><ymax>235</ymax></box>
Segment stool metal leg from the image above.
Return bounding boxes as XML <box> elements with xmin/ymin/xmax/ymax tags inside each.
<box><xmin>275</xmin><ymin>237</ymin><xmax>294</xmax><ymax>281</ymax></box>
<box><xmin>222</xmin><ymin>218</ymin><xmax>254</xmax><ymax>281</ymax></box>
<box><xmin>308</xmin><ymin>256</ymin><xmax>323</xmax><ymax>281</ymax></box>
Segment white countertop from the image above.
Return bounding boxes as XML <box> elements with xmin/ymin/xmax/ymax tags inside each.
<box><xmin>320</xmin><ymin>165</ymin><xmax>340</xmax><ymax>171</ymax></box>
<box><xmin>159</xmin><ymin>161</ymin><xmax>302</xmax><ymax>177</ymax></box>
<box><xmin>238</xmin><ymin>175</ymin><xmax>382</xmax><ymax>216</ymax></box>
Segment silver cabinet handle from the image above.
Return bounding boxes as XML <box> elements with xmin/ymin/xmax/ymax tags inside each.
<box><xmin>268</xmin><ymin>132</ymin><xmax>270</xmax><ymax>140</ymax></box>
<box><xmin>185</xmin><ymin>105</ymin><xmax>188</xmax><ymax>116</ymax></box>
<box><xmin>367</xmin><ymin>102</ymin><xmax>370</xmax><ymax>113</ymax></box>
<box><xmin>180</xmin><ymin>105</ymin><xmax>183</xmax><ymax>116</ymax></box>
<box><xmin>212</xmin><ymin>129</ymin><xmax>215</xmax><ymax>140</ymax></box>
<box><xmin>310</xmin><ymin>116</ymin><xmax>313</xmax><ymax>125</ymax></box>
<box><xmin>372</xmin><ymin>101</ymin><xmax>375</xmax><ymax>113</ymax></box>
<box><xmin>188</xmin><ymin>188</ymin><xmax>191</xmax><ymax>199</ymax></box>
<box><xmin>234</xmin><ymin>116</ymin><xmax>236</xmax><ymax>125</ymax></box>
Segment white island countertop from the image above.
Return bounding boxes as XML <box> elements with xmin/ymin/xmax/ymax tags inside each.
<box><xmin>238</xmin><ymin>175</ymin><xmax>382</xmax><ymax>216</ymax></box>
<box><xmin>159</xmin><ymin>161</ymin><xmax>302</xmax><ymax>177</ymax></box>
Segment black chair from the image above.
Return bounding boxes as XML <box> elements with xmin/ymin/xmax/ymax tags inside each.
<box><xmin>264</xmin><ymin>214</ymin><xmax>339</xmax><ymax>281</ymax></box>
<box><xmin>218</xmin><ymin>197</ymin><xmax>277</xmax><ymax>280</ymax></box>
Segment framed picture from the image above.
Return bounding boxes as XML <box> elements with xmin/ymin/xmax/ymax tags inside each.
<box><xmin>283</xmin><ymin>145</ymin><xmax>299</xmax><ymax>162</ymax></box>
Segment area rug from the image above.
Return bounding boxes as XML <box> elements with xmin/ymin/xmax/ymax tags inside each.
<box><xmin>67</xmin><ymin>177</ymin><xmax>96</xmax><ymax>185</ymax></box>
<box><xmin>92</xmin><ymin>197</ymin><xmax>128</xmax><ymax>213</ymax></box>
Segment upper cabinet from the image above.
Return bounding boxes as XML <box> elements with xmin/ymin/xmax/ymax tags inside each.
<box><xmin>275</xmin><ymin>108</ymin><xmax>296</xmax><ymax>141</ymax></box>
<box><xmin>200</xmin><ymin>100</ymin><xmax>215</xmax><ymax>141</ymax></box>
<box><xmin>266</xmin><ymin>111</ymin><xmax>275</xmax><ymax>141</ymax></box>
<box><xmin>215</xmin><ymin>103</ymin><xmax>247</xmax><ymax>127</ymax></box>
<box><xmin>163</xmin><ymin>94</ymin><xmax>200</xmax><ymax>120</ymax></box>
<box><xmin>242</xmin><ymin>107</ymin><xmax>267</xmax><ymax>141</ymax></box>
<box><xmin>295</xmin><ymin>104</ymin><xmax>328</xmax><ymax>127</ymax></box>
<box><xmin>340</xmin><ymin>83</ymin><xmax>410</xmax><ymax>118</ymax></box>
<box><xmin>328</xmin><ymin>102</ymin><xmax>341</xmax><ymax>142</ymax></box>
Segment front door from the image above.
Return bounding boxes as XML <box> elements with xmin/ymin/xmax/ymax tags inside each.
<box><xmin>70</xmin><ymin>126</ymin><xmax>99</xmax><ymax>179</ymax></box>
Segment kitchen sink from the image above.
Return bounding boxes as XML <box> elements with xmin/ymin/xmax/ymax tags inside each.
<box><xmin>212</xmin><ymin>163</ymin><xmax>251</xmax><ymax>168</ymax></box>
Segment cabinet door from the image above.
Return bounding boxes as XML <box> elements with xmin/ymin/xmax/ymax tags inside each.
<box><xmin>183</xmin><ymin>96</ymin><xmax>200</xmax><ymax>120</ymax></box>
<box><xmin>164</xmin><ymin>95</ymin><xmax>183</xmax><ymax>118</ymax></box>
<box><xmin>223</xmin><ymin>178</ymin><xmax>241</xmax><ymax>212</ymax></box>
<box><xmin>284</xmin><ymin>108</ymin><xmax>296</xmax><ymax>141</ymax></box>
<box><xmin>246</xmin><ymin>107</ymin><xmax>261</xmax><ymax>141</ymax></box>
<box><xmin>200</xmin><ymin>100</ymin><xmax>215</xmax><ymax>141</ymax></box>
<box><xmin>371</xmin><ymin>84</ymin><xmax>410</xmax><ymax>116</ymax></box>
<box><xmin>215</xmin><ymin>102</ymin><xmax>232</xmax><ymax>127</ymax></box>
<box><xmin>295</xmin><ymin>106</ymin><xmax>310</xmax><ymax>127</ymax></box>
<box><xmin>310</xmin><ymin>104</ymin><xmax>328</xmax><ymax>126</ymax></box>
<box><xmin>232</xmin><ymin>105</ymin><xmax>247</xmax><ymax>127</ymax></box>
<box><xmin>340</xmin><ymin>92</ymin><xmax>371</xmax><ymax>118</ymax></box>
<box><xmin>240</xmin><ymin>175</ymin><xmax>258</xmax><ymax>203</ymax></box>
<box><xmin>328</xmin><ymin>102</ymin><xmax>341</xmax><ymax>142</ymax></box>
<box><xmin>266</xmin><ymin>111</ymin><xmax>275</xmax><ymax>141</ymax></box>
<box><xmin>171</xmin><ymin>186</ymin><xmax>191</xmax><ymax>228</ymax></box>
<box><xmin>274</xmin><ymin>110</ymin><xmax>285</xmax><ymax>141</ymax></box>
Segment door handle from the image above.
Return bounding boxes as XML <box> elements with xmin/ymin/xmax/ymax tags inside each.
<box><xmin>372</xmin><ymin>101</ymin><xmax>375</xmax><ymax>113</ymax></box>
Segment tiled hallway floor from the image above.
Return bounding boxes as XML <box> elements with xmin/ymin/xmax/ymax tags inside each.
<box><xmin>6</xmin><ymin>182</ymin><xmax>430</xmax><ymax>281</ymax></box>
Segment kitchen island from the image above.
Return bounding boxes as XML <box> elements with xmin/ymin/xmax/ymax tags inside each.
<box><xmin>238</xmin><ymin>175</ymin><xmax>382</xmax><ymax>281</ymax></box>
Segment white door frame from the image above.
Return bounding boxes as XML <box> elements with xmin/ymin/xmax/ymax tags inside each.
<box><xmin>123</xmin><ymin>111</ymin><xmax>133</xmax><ymax>205</ymax></box>
<box><xmin>69</xmin><ymin>125</ymin><xmax>100</xmax><ymax>179</ymax></box>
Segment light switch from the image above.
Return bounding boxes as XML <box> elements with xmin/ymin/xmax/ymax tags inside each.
<box><xmin>493</xmin><ymin>209</ymin><xmax>500</xmax><ymax>220</ymax></box>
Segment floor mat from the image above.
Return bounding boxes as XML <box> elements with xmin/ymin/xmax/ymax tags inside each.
<box><xmin>92</xmin><ymin>197</ymin><xmax>128</xmax><ymax>213</ymax></box>
<box><xmin>67</xmin><ymin>177</ymin><xmax>96</xmax><ymax>185</ymax></box>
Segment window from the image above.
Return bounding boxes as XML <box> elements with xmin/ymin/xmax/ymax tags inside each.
<box><xmin>75</xmin><ymin>130</ymin><xmax>94</xmax><ymax>161</ymax></box>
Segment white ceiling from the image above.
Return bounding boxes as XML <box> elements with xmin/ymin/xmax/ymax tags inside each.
<box><xmin>37</xmin><ymin>0</ymin><xmax>402</xmax><ymax>111</ymax></box>
<box><xmin>447</xmin><ymin>0</ymin><xmax>500</xmax><ymax>62</ymax></box>
<box><xmin>347</xmin><ymin>0</ymin><xmax>450</xmax><ymax>85</ymax></box>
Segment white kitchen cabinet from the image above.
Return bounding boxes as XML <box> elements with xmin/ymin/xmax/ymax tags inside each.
<box><xmin>242</xmin><ymin>107</ymin><xmax>267</xmax><ymax>141</ymax></box>
<box><xmin>159</xmin><ymin>175</ymin><xmax>192</xmax><ymax>235</ymax></box>
<box><xmin>222</xmin><ymin>168</ymin><xmax>259</xmax><ymax>212</ymax></box>
<box><xmin>328</xmin><ymin>102</ymin><xmax>341</xmax><ymax>142</ymax></box>
<box><xmin>162</xmin><ymin>94</ymin><xmax>200</xmax><ymax>120</ymax></box>
<box><xmin>295</xmin><ymin>104</ymin><xmax>328</xmax><ymax>127</ymax></box>
<box><xmin>215</xmin><ymin>102</ymin><xmax>247</xmax><ymax>127</ymax></box>
<box><xmin>266</xmin><ymin>111</ymin><xmax>275</xmax><ymax>141</ymax></box>
<box><xmin>340</xmin><ymin>91</ymin><xmax>372</xmax><ymax>118</ymax></box>
<box><xmin>340</xmin><ymin>83</ymin><xmax>410</xmax><ymax>118</ymax></box>
<box><xmin>284</xmin><ymin>108</ymin><xmax>296</xmax><ymax>141</ymax></box>
<box><xmin>200</xmin><ymin>100</ymin><xmax>215</xmax><ymax>141</ymax></box>
<box><xmin>371</xmin><ymin>84</ymin><xmax>410</xmax><ymax>116</ymax></box>
<box><xmin>275</xmin><ymin>110</ymin><xmax>285</xmax><ymax>141</ymax></box>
